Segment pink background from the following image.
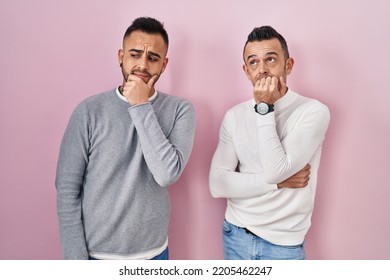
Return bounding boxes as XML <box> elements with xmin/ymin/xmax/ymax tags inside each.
<box><xmin>1</xmin><ymin>0</ymin><xmax>389</xmax><ymax>259</ymax></box>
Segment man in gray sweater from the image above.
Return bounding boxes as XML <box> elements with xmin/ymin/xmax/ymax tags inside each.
<box><xmin>55</xmin><ymin>17</ymin><xmax>196</xmax><ymax>260</ymax></box>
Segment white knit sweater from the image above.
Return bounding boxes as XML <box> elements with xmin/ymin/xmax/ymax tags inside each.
<box><xmin>209</xmin><ymin>89</ymin><xmax>330</xmax><ymax>246</ymax></box>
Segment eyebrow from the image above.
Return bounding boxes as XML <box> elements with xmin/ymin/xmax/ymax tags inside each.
<box><xmin>129</xmin><ymin>49</ymin><xmax>161</xmax><ymax>59</ymax></box>
<box><xmin>246</xmin><ymin>51</ymin><xmax>279</xmax><ymax>61</ymax></box>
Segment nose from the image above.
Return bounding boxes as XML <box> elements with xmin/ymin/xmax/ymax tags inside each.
<box><xmin>138</xmin><ymin>55</ymin><xmax>149</xmax><ymax>71</ymax></box>
<box><xmin>258</xmin><ymin>61</ymin><xmax>268</xmax><ymax>75</ymax></box>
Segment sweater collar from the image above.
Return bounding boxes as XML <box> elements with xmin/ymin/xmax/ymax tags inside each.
<box><xmin>115</xmin><ymin>87</ymin><xmax>158</xmax><ymax>103</ymax></box>
<box><xmin>275</xmin><ymin>88</ymin><xmax>297</xmax><ymax>110</ymax></box>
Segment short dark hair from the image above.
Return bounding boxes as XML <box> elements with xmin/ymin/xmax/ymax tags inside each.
<box><xmin>123</xmin><ymin>17</ymin><xmax>169</xmax><ymax>48</ymax></box>
<box><xmin>243</xmin><ymin>26</ymin><xmax>289</xmax><ymax>60</ymax></box>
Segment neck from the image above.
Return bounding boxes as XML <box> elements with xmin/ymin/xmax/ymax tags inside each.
<box><xmin>283</xmin><ymin>86</ymin><xmax>289</xmax><ymax>96</ymax></box>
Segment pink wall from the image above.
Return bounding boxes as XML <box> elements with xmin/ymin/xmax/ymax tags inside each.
<box><xmin>1</xmin><ymin>0</ymin><xmax>389</xmax><ymax>259</ymax></box>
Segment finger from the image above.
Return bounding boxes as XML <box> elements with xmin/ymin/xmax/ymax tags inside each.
<box><xmin>300</xmin><ymin>170</ymin><xmax>309</xmax><ymax>179</ymax></box>
<box><xmin>279</xmin><ymin>76</ymin><xmax>287</xmax><ymax>93</ymax></box>
<box><xmin>122</xmin><ymin>82</ymin><xmax>133</xmax><ymax>91</ymax></box>
<box><xmin>303</xmin><ymin>164</ymin><xmax>310</xmax><ymax>171</ymax></box>
<box><xmin>297</xmin><ymin>166</ymin><xmax>308</xmax><ymax>175</ymax></box>
<box><xmin>258</xmin><ymin>77</ymin><xmax>265</xmax><ymax>89</ymax></box>
<box><xmin>147</xmin><ymin>75</ymin><xmax>158</xmax><ymax>87</ymax></box>
<box><xmin>127</xmin><ymin>73</ymin><xmax>141</xmax><ymax>82</ymax></box>
<box><xmin>270</xmin><ymin>77</ymin><xmax>279</xmax><ymax>92</ymax></box>
<box><xmin>265</xmin><ymin>77</ymin><xmax>272</xmax><ymax>87</ymax></box>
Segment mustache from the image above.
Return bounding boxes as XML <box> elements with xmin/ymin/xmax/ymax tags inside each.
<box><xmin>119</xmin><ymin>64</ymin><xmax>152</xmax><ymax>78</ymax></box>
<box><xmin>130</xmin><ymin>69</ymin><xmax>151</xmax><ymax>77</ymax></box>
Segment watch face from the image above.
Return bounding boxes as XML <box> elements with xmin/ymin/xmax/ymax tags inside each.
<box><xmin>257</xmin><ymin>102</ymin><xmax>269</xmax><ymax>115</ymax></box>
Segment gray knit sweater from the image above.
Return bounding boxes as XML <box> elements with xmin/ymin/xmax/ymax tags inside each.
<box><xmin>55</xmin><ymin>88</ymin><xmax>196</xmax><ymax>259</ymax></box>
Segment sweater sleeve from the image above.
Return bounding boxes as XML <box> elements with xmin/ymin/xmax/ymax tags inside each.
<box><xmin>128</xmin><ymin>100</ymin><xmax>196</xmax><ymax>187</ymax></box>
<box><xmin>209</xmin><ymin>111</ymin><xmax>278</xmax><ymax>199</ymax></box>
<box><xmin>256</xmin><ymin>102</ymin><xmax>330</xmax><ymax>184</ymax></box>
<box><xmin>55</xmin><ymin>102</ymin><xmax>89</xmax><ymax>259</ymax></box>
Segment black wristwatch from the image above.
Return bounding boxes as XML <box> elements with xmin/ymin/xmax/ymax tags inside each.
<box><xmin>254</xmin><ymin>102</ymin><xmax>274</xmax><ymax>115</ymax></box>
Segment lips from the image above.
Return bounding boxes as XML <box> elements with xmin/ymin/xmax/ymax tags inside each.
<box><xmin>132</xmin><ymin>72</ymin><xmax>151</xmax><ymax>79</ymax></box>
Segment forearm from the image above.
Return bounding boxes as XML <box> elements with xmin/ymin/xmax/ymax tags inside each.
<box><xmin>129</xmin><ymin>102</ymin><xmax>195</xmax><ymax>187</ymax></box>
<box><xmin>256</xmin><ymin>104</ymin><xmax>330</xmax><ymax>183</ymax></box>
<box><xmin>56</xmin><ymin>186</ymin><xmax>88</xmax><ymax>259</ymax></box>
<box><xmin>209</xmin><ymin>167</ymin><xmax>277</xmax><ymax>199</ymax></box>
<box><xmin>56</xmin><ymin>159</ymin><xmax>88</xmax><ymax>259</ymax></box>
<box><xmin>209</xmin><ymin>138</ymin><xmax>277</xmax><ymax>199</ymax></box>
<box><xmin>257</xmin><ymin>116</ymin><xmax>306</xmax><ymax>183</ymax></box>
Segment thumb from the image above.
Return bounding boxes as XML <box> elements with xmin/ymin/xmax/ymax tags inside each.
<box><xmin>147</xmin><ymin>75</ymin><xmax>158</xmax><ymax>87</ymax></box>
<box><xmin>279</xmin><ymin>76</ymin><xmax>287</xmax><ymax>94</ymax></box>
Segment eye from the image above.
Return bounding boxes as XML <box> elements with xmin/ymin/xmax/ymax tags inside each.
<box><xmin>267</xmin><ymin>57</ymin><xmax>276</xmax><ymax>63</ymax></box>
<box><xmin>130</xmin><ymin>53</ymin><xmax>140</xmax><ymax>59</ymax></box>
<box><xmin>148</xmin><ymin>56</ymin><xmax>159</xmax><ymax>62</ymax></box>
<box><xmin>249</xmin><ymin>60</ymin><xmax>258</xmax><ymax>66</ymax></box>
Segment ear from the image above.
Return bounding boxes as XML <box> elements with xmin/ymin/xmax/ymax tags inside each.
<box><xmin>118</xmin><ymin>49</ymin><xmax>124</xmax><ymax>66</ymax></box>
<box><xmin>285</xmin><ymin>57</ymin><xmax>294</xmax><ymax>75</ymax></box>
<box><xmin>242</xmin><ymin>63</ymin><xmax>251</xmax><ymax>81</ymax></box>
<box><xmin>160</xmin><ymin>57</ymin><xmax>169</xmax><ymax>73</ymax></box>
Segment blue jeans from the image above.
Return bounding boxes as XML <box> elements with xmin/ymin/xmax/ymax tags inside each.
<box><xmin>223</xmin><ymin>220</ymin><xmax>305</xmax><ymax>260</ymax></box>
<box><xmin>89</xmin><ymin>247</ymin><xmax>169</xmax><ymax>260</ymax></box>
<box><xmin>150</xmin><ymin>247</ymin><xmax>169</xmax><ymax>260</ymax></box>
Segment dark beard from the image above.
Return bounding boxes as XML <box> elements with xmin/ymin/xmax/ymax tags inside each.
<box><xmin>120</xmin><ymin>65</ymin><xmax>163</xmax><ymax>84</ymax></box>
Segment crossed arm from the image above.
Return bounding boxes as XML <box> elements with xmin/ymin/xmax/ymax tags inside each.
<box><xmin>210</xmin><ymin>91</ymin><xmax>329</xmax><ymax>199</ymax></box>
<box><xmin>209</xmin><ymin>112</ymin><xmax>313</xmax><ymax>199</ymax></box>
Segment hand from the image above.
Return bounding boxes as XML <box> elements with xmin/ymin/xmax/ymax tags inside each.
<box><xmin>253</xmin><ymin>76</ymin><xmax>286</xmax><ymax>104</ymax></box>
<box><xmin>277</xmin><ymin>164</ymin><xmax>311</xmax><ymax>189</ymax></box>
<box><xmin>122</xmin><ymin>74</ymin><xmax>158</xmax><ymax>105</ymax></box>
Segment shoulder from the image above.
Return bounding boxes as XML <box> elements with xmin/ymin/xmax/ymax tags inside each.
<box><xmin>218</xmin><ymin>99</ymin><xmax>253</xmax><ymax>131</ymax></box>
<box><xmin>225</xmin><ymin>99</ymin><xmax>253</xmax><ymax>119</ymax></box>
<box><xmin>74</xmin><ymin>89</ymin><xmax>117</xmax><ymax>112</ymax></box>
<box><xmin>82</xmin><ymin>89</ymin><xmax>116</xmax><ymax>106</ymax></box>
<box><xmin>291</xmin><ymin>90</ymin><xmax>330</xmax><ymax>116</ymax></box>
<box><xmin>290</xmin><ymin>90</ymin><xmax>330</xmax><ymax>126</ymax></box>
<box><xmin>157</xmin><ymin>91</ymin><xmax>193</xmax><ymax>105</ymax></box>
<box><xmin>70</xmin><ymin>89</ymin><xmax>117</xmax><ymax>120</ymax></box>
<box><xmin>156</xmin><ymin>91</ymin><xmax>195</xmax><ymax>113</ymax></box>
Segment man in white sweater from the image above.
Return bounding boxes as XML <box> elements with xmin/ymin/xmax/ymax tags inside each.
<box><xmin>209</xmin><ymin>26</ymin><xmax>330</xmax><ymax>259</ymax></box>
